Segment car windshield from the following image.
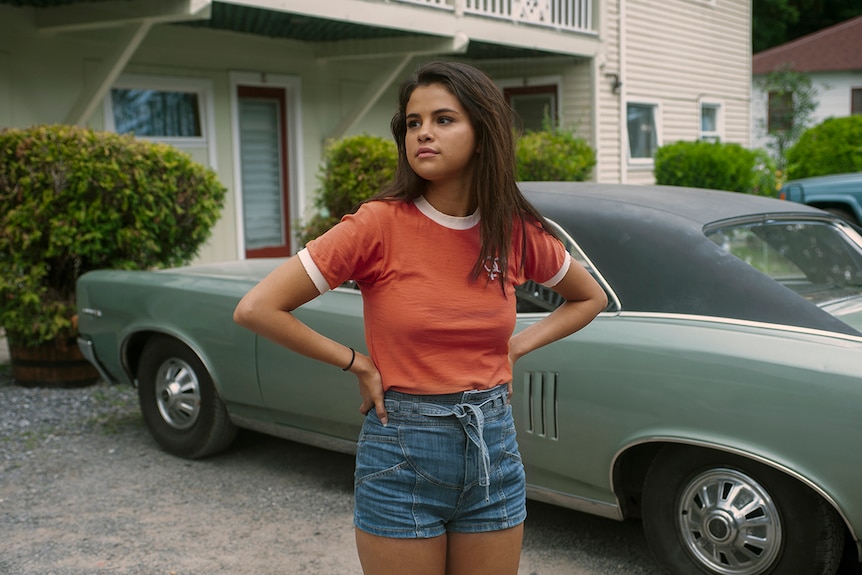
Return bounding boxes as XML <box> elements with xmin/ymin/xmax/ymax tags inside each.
<box><xmin>705</xmin><ymin>219</ymin><xmax>862</xmax><ymax>306</ymax></box>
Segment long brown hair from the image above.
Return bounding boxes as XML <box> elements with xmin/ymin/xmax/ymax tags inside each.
<box><xmin>373</xmin><ymin>60</ymin><xmax>556</xmax><ymax>286</ymax></box>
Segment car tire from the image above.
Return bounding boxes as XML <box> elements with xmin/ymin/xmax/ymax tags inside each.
<box><xmin>641</xmin><ymin>445</ymin><xmax>844</xmax><ymax>575</ymax></box>
<box><xmin>137</xmin><ymin>336</ymin><xmax>237</xmax><ymax>459</ymax></box>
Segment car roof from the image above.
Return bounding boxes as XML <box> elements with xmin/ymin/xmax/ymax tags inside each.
<box><xmin>782</xmin><ymin>172</ymin><xmax>862</xmax><ymax>190</ymax></box>
<box><xmin>520</xmin><ymin>182</ymin><xmax>859</xmax><ymax>336</ymax></box>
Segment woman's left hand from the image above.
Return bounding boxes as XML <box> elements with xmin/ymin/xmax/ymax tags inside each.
<box><xmin>351</xmin><ymin>352</ymin><xmax>387</xmax><ymax>425</ymax></box>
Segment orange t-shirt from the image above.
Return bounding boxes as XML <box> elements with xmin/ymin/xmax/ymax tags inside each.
<box><xmin>299</xmin><ymin>196</ymin><xmax>569</xmax><ymax>394</ymax></box>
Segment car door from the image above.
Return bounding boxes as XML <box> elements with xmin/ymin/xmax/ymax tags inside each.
<box><xmin>255</xmin><ymin>287</ymin><xmax>367</xmax><ymax>443</ymax></box>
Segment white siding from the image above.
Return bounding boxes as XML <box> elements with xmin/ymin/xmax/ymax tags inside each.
<box><xmin>596</xmin><ymin>0</ymin><xmax>623</xmax><ymax>183</ymax></box>
<box><xmin>597</xmin><ymin>0</ymin><xmax>751</xmax><ymax>184</ymax></box>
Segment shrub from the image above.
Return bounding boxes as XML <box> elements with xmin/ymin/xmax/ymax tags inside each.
<box><xmin>654</xmin><ymin>140</ymin><xmax>765</xmax><ymax>194</ymax></box>
<box><xmin>0</xmin><ymin>124</ymin><xmax>227</xmax><ymax>347</ymax></box>
<box><xmin>297</xmin><ymin>134</ymin><xmax>397</xmax><ymax>245</ymax></box>
<box><xmin>785</xmin><ymin>116</ymin><xmax>862</xmax><ymax>179</ymax></box>
<box><xmin>751</xmin><ymin>149</ymin><xmax>781</xmax><ymax>197</ymax></box>
<box><xmin>516</xmin><ymin>128</ymin><xmax>595</xmax><ymax>181</ymax></box>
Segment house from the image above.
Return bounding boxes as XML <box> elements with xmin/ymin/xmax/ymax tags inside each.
<box><xmin>751</xmin><ymin>15</ymin><xmax>862</xmax><ymax>152</ymax></box>
<box><xmin>0</xmin><ymin>0</ymin><xmax>751</xmax><ymax>264</ymax></box>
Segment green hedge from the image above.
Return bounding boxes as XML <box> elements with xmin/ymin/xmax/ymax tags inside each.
<box><xmin>0</xmin><ymin>124</ymin><xmax>226</xmax><ymax>346</ymax></box>
<box><xmin>515</xmin><ymin>129</ymin><xmax>595</xmax><ymax>182</ymax></box>
<box><xmin>654</xmin><ymin>140</ymin><xmax>774</xmax><ymax>195</ymax></box>
<box><xmin>786</xmin><ymin>116</ymin><xmax>862</xmax><ymax>179</ymax></box>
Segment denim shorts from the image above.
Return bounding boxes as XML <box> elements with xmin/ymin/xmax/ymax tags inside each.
<box><xmin>353</xmin><ymin>383</ymin><xmax>527</xmax><ymax>539</ymax></box>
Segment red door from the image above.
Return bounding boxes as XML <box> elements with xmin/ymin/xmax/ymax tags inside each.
<box><xmin>238</xmin><ymin>86</ymin><xmax>291</xmax><ymax>258</ymax></box>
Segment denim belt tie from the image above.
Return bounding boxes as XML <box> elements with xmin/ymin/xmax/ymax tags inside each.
<box><xmin>424</xmin><ymin>399</ymin><xmax>493</xmax><ymax>502</ymax></box>
<box><xmin>454</xmin><ymin>402</ymin><xmax>491</xmax><ymax>501</ymax></box>
<box><xmin>384</xmin><ymin>385</ymin><xmax>507</xmax><ymax>503</ymax></box>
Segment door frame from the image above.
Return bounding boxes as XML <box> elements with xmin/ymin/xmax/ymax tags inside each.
<box><xmin>229</xmin><ymin>72</ymin><xmax>304</xmax><ymax>259</ymax></box>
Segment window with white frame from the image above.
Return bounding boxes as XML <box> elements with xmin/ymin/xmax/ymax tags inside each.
<box><xmin>852</xmin><ymin>88</ymin><xmax>862</xmax><ymax>116</ymax></box>
<box><xmin>700</xmin><ymin>101</ymin><xmax>722</xmax><ymax>142</ymax></box>
<box><xmin>626</xmin><ymin>102</ymin><xmax>658</xmax><ymax>161</ymax></box>
<box><xmin>105</xmin><ymin>75</ymin><xmax>213</xmax><ymax>153</ymax></box>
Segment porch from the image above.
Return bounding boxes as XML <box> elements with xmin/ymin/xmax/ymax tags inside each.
<box><xmin>394</xmin><ymin>0</ymin><xmax>595</xmax><ymax>35</ymax></box>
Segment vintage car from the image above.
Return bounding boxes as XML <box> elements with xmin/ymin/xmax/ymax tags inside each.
<box><xmin>76</xmin><ymin>183</ymin><xmax>862</xmax><ymax>575</ymax></box>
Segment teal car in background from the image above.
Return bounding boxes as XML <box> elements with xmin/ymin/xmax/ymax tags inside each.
<box><xmin>779</xmin><ymin>172</ymin><xmax>862</xmax><ymax>225</ymax></box>
<box><xmin>77</xmin><ymin>183</ymin><xmax>862</xmax><ymax>575</ymax></box>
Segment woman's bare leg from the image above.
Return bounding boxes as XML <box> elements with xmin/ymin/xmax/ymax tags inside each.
<box><xmin>445</xmin><ymin>524</ymin><xmax>524</xmax><ymax>575</ymax></box>
<box><xmin>355</xmin><ymin>528</ymin><xmax>447</xmax><ymax>575</ymax></box>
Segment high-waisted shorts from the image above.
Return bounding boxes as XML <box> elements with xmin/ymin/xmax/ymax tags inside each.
<box><xmin>353</xmin><ymin>383</ymin><xmax>527</xmax><ymax>539</ymax></box>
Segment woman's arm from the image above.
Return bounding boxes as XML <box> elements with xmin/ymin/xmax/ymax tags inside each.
<box><xmin>233</xmin><ymin>256</ymin><xmax>387</xmax><ymax>424</ymax></box>
<box><xmin>509</xmin><ymin>257</ymin><xmax>607</xmax><ymax>368</ymax></box>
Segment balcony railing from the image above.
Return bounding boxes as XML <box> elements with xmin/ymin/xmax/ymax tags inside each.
<box><xmin>393</xmin><ymin>0</ymin><xmax>594</xmax><ymax>34</ymax></box>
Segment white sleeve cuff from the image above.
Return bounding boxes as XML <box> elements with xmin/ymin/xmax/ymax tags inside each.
<box><xmin>297</xmin><ymin>248</ymin><xmax>331</xmax><ymax>294</ymax></box>
<box><xmin>540</xmin><ymin>255</ymin><xmax>571</xmax><ymax>288</ymax></box>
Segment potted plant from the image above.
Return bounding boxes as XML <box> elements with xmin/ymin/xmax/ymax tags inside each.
<box><xmin>0</xmin><ymin>125</ymin><xmax>226</xmax><ymax>386</ymax></box>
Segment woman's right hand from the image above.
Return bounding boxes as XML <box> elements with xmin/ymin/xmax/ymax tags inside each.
<box><xmin>351</xmin><ymin>352</ymin><xmax>387</xmax><ymax>426</ymax></box>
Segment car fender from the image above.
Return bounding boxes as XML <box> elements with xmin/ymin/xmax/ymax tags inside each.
<box><xmin>117</xmin><ymin>321</ymin><xmax>262</xmax><ymax>409</ymax></box>
<box><xmin>610</xmin><ymin>432</ymin><xmax>858</xmax><ymax>542</ymax></box>
<box><xmin>805</xmin><ymin>193</ymin><xmax>862</xmax><ymax>218</ymax></box>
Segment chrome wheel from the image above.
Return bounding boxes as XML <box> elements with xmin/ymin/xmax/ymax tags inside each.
<box><xmin>138</xmin><ymin>336</ymin><xmax>237</xmax><ymax>458</ymax></box>
<box><xmin>677</xmin><ymin>467</ymin><xmax>781</xmax><ymax>575</ymax></box>
<box><xmin>154</xmin><ymin>357</ymin><xmax>201</xmax><ymax>430</ymax></box>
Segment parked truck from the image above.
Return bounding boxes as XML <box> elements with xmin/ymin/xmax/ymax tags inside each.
<box><xmin>779</xmin><ymin>172</ymin><xmax>862</xmax><ymax>224</ymax></box>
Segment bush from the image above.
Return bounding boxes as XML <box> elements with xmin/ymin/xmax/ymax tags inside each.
<box><xmin>516</xmin><ymin>128</ymin><xmax>595</xmax><ymax>181</ymax></box>
<box><xmin>654</xmin><ymin>140</ymin><xmax>766</xmax><ymax>194</ymax></box>
<box><xmin>751</xmin><ymin>149</ymin><xmax>781</xmax><ymax>197</ymax></box>
<box><xmin>0</xmin><ymin>124</ymin><xmax>227</xmax><ymax>347</ymax></box>
<box><xmin>297</xmin><ymin>134</ymin><xmax>397</xmax><ymax>245</ymax></box>
<box><xmin>786</xmin><ymin>116</ymin><xmax>862</xmax><ymax>179</ymax></box>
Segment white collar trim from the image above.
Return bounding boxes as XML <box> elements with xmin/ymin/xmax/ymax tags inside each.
<box><xmin>413</xmin><ymin>196</ymin><xmax>480</xmax><ymax>230</ymax></box>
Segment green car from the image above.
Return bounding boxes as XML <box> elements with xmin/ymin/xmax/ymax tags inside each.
<box><xmin>77</xmin><ymin>183</ymin><xmax>862</xmax><ymax>575</ymax></box>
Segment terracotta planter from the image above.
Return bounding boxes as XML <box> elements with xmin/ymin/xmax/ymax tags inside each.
<box><xmin>8</xmin><ymin>338</ymin><xmax>100</xmax><ymax>388</ymax></box>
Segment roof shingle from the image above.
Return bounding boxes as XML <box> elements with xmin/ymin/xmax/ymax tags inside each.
<box><xmin>752</xmin><ymin>15</ymin><xmax>862</xmax><ymax>74</ymax></box>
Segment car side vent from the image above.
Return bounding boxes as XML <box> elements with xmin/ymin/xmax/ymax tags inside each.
<box><xmin>522</xmin><ymin>371</ymin><xmax>559</xmax><ymax>440</ymax></box>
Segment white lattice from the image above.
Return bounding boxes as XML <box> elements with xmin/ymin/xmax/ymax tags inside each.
<box><xmin>513</xmin><ymin>0</ymin><xmax>551</xmax><ymax>24</ymax></box>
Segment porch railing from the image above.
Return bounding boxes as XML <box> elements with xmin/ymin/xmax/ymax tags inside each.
<box><xmin>393</xmin><ymin>0</ymin><xmax>594</xmax><ymax>34</ymax></box>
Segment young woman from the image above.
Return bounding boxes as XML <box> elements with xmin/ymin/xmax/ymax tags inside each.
<box><xmin>233</xmin><ymin>61</ymin><xmax>607</xmax><ymax>575</ymax></box>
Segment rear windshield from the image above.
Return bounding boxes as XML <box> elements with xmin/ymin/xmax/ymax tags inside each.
<box><xmin>705</xmin><ymin>219</ymin><xmax>862</xmax><ymax>306</ymax></box>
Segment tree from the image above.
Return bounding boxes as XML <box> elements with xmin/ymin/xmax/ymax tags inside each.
<box><xmin>754</xmin><ymin>65</ymin><xmax>819</xmax><ymax>173</ymax></box>
<box><xmin>753</xmin><ymin>0</ymin><xmax>862</xmax><ymax>52</ymax></box>
<box><xmin>752</xmin><ymin>0</ymin><xmax>799</xmax><ymax>53</ymax></box>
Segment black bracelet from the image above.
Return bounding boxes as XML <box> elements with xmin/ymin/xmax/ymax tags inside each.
<box><xmin>342</xmin><ymin>347</ymin><xmax>356</xmax><ymax>371</ymax></box>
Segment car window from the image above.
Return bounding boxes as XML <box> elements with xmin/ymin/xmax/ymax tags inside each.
<box><xmin>515</xmin><ymin>218</ymin><xmax>615</xmax><ymax>314</ymax></box>
<box><xmin>705</xmin><ymin>219</ymin><xmax>862</xmax><ymax>306</ymax></box>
